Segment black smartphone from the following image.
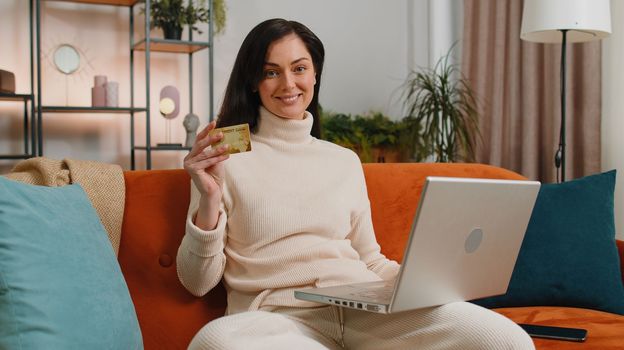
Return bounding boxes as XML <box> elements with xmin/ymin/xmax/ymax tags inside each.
<box><xmin>518</xmin><ymin>323</ymin><xmax>588</xmax><ymax>342</ymax></box>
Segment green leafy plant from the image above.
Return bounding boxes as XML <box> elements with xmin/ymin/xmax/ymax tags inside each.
<box><xmin>211</xmin><ymin>0</ymin><xmax>226</xmax><ymax>35</ymax></box>
<box><xmin>147</xmin><ymin>0</ymin><xmax>226</xmax><ymax>39</ymax></box>
<box><xmin>395</xmin><ymin>115</ymin><xmax>424</xmax><ymax>162</ymax></box>
<box><xmin>320</xmin><ymin>109</ymin><xmax>411</xmax><ymax>163</ymax></box>
<box><xmin>401</xmin><ymin>48</ymin><xmax>480</xmax><ymax>162</ymax></box>
<box><xmin>320</xmin><ymin>112</ymin><xmax>358</xmax><ymax>148</ymax></box>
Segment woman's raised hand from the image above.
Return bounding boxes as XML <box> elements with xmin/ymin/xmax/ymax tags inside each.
<box><xmin>183</xmin><ymin>121</ymin><xmax>230</xmax><ymax>201</ymax></box>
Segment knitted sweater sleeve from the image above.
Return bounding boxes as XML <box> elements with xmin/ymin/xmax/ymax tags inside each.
<box><xmin>347</xmin><ymin>163</ymin><xmax>401</xmax><ymax>281</ymax></box>
<box><xmin>176</xmin><ymin>181</ymin><xmax>227</xmax><ymax>297</ymax></box>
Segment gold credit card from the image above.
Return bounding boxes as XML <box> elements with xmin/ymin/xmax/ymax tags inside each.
<box><xmin>208</xmin><ymin>123</ymin><xmax>252</xmax><ymax>154</ymax></box>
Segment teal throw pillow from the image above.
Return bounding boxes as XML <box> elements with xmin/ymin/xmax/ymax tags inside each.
<box><xmin>472</xmin><ymin>170</ymin><xmax>624</xmax><ymax>315</ymax></box>
<box><xmin>0</xmin><ymin>176</ymin><xmax>143</xmax><ymax>349</ymax></box>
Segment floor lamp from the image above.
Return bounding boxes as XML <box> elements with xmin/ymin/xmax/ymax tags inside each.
<box><xmin>520</xmin><ymin>0</ymin><xmax>611</xmax><ymax>182</ymax></box>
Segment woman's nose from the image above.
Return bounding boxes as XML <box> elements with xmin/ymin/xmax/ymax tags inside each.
<box><xmin>281</xmin><ymin>72</ymin><xmax>296</xmax><ymax>89</ymax></box>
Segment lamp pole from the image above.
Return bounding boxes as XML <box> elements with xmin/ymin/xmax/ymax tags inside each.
<box><xmin>556</xmin><ymin>29</ymin><xmax>568</xmax><ymax>182</ymax></box>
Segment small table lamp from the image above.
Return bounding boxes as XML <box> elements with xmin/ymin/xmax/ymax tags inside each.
<box><xmin>521</xmin><ymin>0</ymin><xmax>611</xmax><ymax>182</ymax></box>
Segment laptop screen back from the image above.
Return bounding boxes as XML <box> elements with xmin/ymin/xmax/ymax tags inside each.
<box><xmin>390</xmin><ymin>177</ymin><xmax>540</xmax><ymax>313</ymax></box>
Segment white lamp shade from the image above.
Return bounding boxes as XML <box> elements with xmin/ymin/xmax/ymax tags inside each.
<box><xmin>521</xmin><ymin>0</ymin><xmax>611</xmax><ymax>43</ymax></box>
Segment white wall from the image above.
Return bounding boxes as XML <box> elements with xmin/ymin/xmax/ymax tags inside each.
<box><xmin>1</xmin><ymin>0</ymin><xmax>436</xmax><ymax>171</ymax></box>
<box><xmin>602</xmin><ymin>0</ymin><xmax>624</xmax><ymax>240</ymax></box>
<box><xmin>215</xmin><ymin>0</ymin><xmax>414</xmax><ymax>120</ymax></box>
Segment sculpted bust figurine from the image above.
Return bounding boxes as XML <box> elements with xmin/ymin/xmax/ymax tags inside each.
<box><xmin>183</xmin><ymin>113</ymin><xmax>200</xmax><ymax>147</ymax></box>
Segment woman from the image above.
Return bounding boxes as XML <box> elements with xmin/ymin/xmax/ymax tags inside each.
<box><xmin>179</xmin><ymin>18</ymin><xmax>534</xmax><ymax>350</ymax></box>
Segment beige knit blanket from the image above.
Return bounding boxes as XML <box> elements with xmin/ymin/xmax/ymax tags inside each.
<box><xmin>3</xmin><ymin>157</ymin><xmax>125</xmax><ymax>255</ymax></box>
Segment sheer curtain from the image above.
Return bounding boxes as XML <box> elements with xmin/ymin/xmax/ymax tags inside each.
<box><xmin>461</xmin><ymin>0</ymin><xmax>601</xmax><ymax>182</ymax></box>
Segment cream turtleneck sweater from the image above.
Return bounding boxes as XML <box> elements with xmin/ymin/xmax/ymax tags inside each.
<box><xmin>177</xmin><ymin>107</ymin><xmax>400</xmax><ymax>314</ymax></box>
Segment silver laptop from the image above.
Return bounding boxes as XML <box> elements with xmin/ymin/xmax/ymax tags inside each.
<box><xmin>295</xmin><ymin>176</ymin><xmax>540</xmax><ymax>314</ymax></box>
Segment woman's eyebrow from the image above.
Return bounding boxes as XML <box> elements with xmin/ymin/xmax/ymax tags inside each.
<box><xmin>290</xmin><ymin>57</ymin><xmax>310</xmax><ymax>65</ymax></box>
<box><xmin>264</xmin><ymin>57</ymin><xmax>310</xmax><ymax>67</ymax></box>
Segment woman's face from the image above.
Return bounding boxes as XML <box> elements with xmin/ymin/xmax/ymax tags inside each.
<box><xmin>258</xmin><ymin>33</ymin><xmax>316</xmax><ymax>120</ymax></box>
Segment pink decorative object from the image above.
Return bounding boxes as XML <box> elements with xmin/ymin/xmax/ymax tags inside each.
<box><xmin>91</xmin><ymin>86</ymin><xmax>106</xmax><ymax>107</ymax></box>
<box><xmin>105</xmin><ymin>81</ymin><xmax>119</xmax><ymax>107</ymax></box>
<box><xmin>94</xmin><ymin>75</ymin><xmax>107</xmax><ymax>87</ymax></box>
<box><xmin>0</xmin><ymin>69</ymin><xmax>16</xmax><ymax>94</ymax></box>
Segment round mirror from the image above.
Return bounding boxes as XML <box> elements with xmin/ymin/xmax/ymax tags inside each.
<box><xmin>53</xmin><ymin>44</ymin><xmax>80</xmax><ymax>75</ymax></box>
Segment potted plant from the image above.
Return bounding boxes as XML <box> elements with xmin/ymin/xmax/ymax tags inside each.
<box><xmin>401</xmin><ymin>48</ymin><xmax>480</xmax><ymax>162</ymax></box>
<box><xmin>321</xmin><ymin>112</ymin><xmax>355</xmax><ymax>147</ymax></box>
<box><xmin>320</xmin><ymin>109</ymin><xmax>405</xmax><ymax>163</ymax></box>
<box><xmin>147</xmin><ymin>0</ymin><xmax>226</xmax><ymax>40</ymax></box>
<box><xmin>352</xmin><ymin>113</ymin><xmax>401</xmax><ymax>163</ymax></box>
<box><xmin>395</xmin><ymin>115</ymin><xmax>424</xmax><ymax>162</ymax></box>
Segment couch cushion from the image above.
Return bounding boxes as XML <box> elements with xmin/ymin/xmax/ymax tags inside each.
<box><xmin>0</xmin><ymin>176</ymin><xmax>142</xmax><ymax>349</ymax></box>
<box><xmin>495</xmin><ymin>306</ymin><xmax>624</xmax><ymax>350</ymax></box>
<box><xmin>473</xmin><ymin>170</ymin><xmax>624</xmax><ymax>315</ymax></box>
<box><xmin>119</xmin><ymin>170</ymin><xmax>226</xmax><ymax>349</ymax></box>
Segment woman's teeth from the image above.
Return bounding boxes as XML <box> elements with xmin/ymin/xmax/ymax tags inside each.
<box><xmin>280</xmin><ymin>95</ymin><xmax>299</xmax><ymax>104</ymax></box>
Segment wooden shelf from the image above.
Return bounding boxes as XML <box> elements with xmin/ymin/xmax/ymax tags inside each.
<box><xmin>45</xmin><ymin>0</ymin><xmax>141</xmax><ymax>6</ymax></box>
<box><xmin>0</xmin><ymin>93</ymin><xmax>33</xmax><ymax>102</ymax></box>
<box><xmin>39</xmin><ymin>106</ymin><xmax>147</xmax><ymax>113</ymax></box>
<box><xmin>133</xmin><ymin>38</ymin><xmax>210</xmax><ymax>54</ymax></box>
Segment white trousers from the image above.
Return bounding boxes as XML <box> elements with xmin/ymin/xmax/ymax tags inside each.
<box><xmin>188</xmin><ymin>302</ymin><xmax>534</xmax><ymax>350</ymax></box>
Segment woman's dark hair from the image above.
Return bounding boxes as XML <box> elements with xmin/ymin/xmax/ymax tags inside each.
<box><xmin>216</xmin><ymin>18</ymin><xmax>325</xmax><ymax>138</ymax></box>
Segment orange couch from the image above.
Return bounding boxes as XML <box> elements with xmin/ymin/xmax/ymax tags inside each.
<box><xmin>118</xmin><ymin>163</ymin><xmax>624</xmax><ymax>349</ymax></box>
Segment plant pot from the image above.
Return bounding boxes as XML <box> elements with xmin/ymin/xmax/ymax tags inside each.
<box><xmin>162</xmin><ymin>23</ymin><xmax>182</xmax><ymax>40</ymax></box>
<box><xmin>373</xmin><ymin>147</ymin><xmax>402</xmax><ymax>163</ymax></box>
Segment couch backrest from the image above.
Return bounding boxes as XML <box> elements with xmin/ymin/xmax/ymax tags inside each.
<box><xmin>117</xmin><ymin>163</ymin><xmax>531</xmax><ymax>349</ymax></box>
<box><xmin>363</xmin><ymin>163</ymin><xmax>525</xmax><ymax>262</ymax></box>
<box><xmin>119</xmin><ymin>169</ymin><xmax>226</xmax><ymax>350</ymax></box>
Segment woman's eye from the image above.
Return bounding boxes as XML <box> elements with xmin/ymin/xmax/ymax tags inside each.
<box><xmin>265</xmin><ymin>70</ymin><xmax>278</xmax><ymax>78</ymax></box>
<box><xmin>294</xmin><ymin>66</ymin><xmax>307</xmax><ymax>73</ymax></box>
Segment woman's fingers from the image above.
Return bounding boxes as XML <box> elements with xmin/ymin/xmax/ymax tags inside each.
<box><xmin>191</xmin><ymin>153</ymin><xmax>230</xmax><ymax>173</ymax></box>
<box><xmin>184</xmin><ymin>144</ymin><xmax>230</xmax><ymax>170</ymax></box>
<box><xmin>183</xmin><ymin>120</ymin><xmax>231</xmax><ymax>186</ymax></box>
<box><xmin>195</xmin><ymin>144</ymin><xmax>229</xmax><ymax>162</ymax></box>
<box><xmin>193</xmin><ymin>120</ymin><xmax>219</xmax><ymax>148</ymax></box>
<box><xmin>197</xmin><ymin>120</ymin><xmax>217</xmax><ymax>139</ymax></box>
<box><xmin>187</xmin><ymin>129</ymin><xmax>224</xmax><ymax>159</ymax></box>
<box><xmin>185</xmin><ymin>154</ymin><xmax>229</xmax><ymax>186</ymax></box>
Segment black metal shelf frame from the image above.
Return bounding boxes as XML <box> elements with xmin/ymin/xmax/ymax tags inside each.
<box><xmin>33</xmin><ymin>0</ymin><xmax>214</xmax><ymax>170</ymax></box>
<box><xmin>0</xmin><ymin>0</ymin><xmax>36</xmax><ymax>161</ymax></box>
<box><xmin>39</xmin><ymin>106</ymin><xmax>148</xmax><ymax>113</ymax></box>
<box><xmin>0</xmin><ymin>94</ymin><xmax>35</xmax><ymax>160</ymax></box>
<box><xmin>134</xmin><ymin>145</ymin><xmax>192</xmax><ymax>151</ymax></box>
<box><xmin>129</xmin><ymin>0</ymin><xmax>214</xmax><ymax>169</ymax></box>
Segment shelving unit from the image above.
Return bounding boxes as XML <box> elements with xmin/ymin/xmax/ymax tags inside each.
<box><xmin>34</xmin><ymin>0</ymin><xmax>214</xmax><ymax>169</ymax></box>
<box><xmin>0</xmin><ymin>1</ymin><xmax>36</xmax><ymax>161</ymax></box>
<box><xmin>129</xmin><ymin>0</ymin><xmax>214</xmax><ymax>169</ymax></box>
<box><xmin>0</xmin><ymin>94</ymin><xmax>35</xmax><ymax>160</ymax></box>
